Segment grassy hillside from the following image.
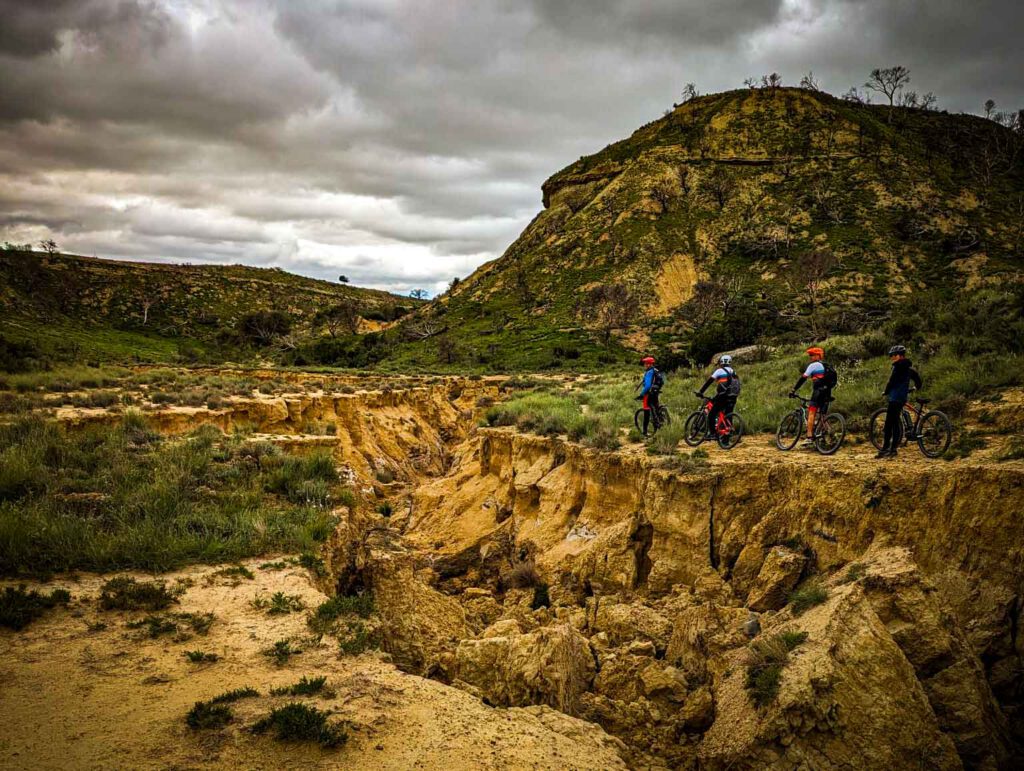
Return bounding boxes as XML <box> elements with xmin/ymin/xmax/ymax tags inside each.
<box><xmin>379</xmin><ymin>87</ymin><xmax>1023</xmax><ymax>369</ymax></box>
<box><xmin>0</xmin><ymin>251</ymin><xmax>416</xmax><ymax>368</ymax></box>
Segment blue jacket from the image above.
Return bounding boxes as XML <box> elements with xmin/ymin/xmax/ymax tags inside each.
<box><xmin>641</xmin><ymin>368</ymin><xmax>655</xmax><ymax>396</ymax></box>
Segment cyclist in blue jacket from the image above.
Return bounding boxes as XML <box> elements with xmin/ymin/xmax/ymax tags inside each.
<box><xmin>638</xmin><ymin>356</ymin><xmax>662</xmax><ymax>437</ymax></box>
<box><xmin>877</xmin><ymin>345</ymin><xmax>922</xmax><ymax>459</ymax></box>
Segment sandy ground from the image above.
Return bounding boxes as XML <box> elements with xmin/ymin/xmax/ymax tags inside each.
<box><xmin>0</xmin><ymin>558</ymin><xmax>625</xmax><ymax>771</ymax></box>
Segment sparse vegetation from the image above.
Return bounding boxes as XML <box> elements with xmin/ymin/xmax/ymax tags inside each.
<box><xmin>186</xmin><ymin>686</ymin><xmax>260</xmax><ymax>729</ymax></box>
<box><xmin>252</xmin><ymin>702</ymin><xmax>347</xmax><ymax>748</ymax></box>
<box><xmin>0</xmin><ymin>585</ymin><xmax>71</xmax><ymax>630</ymax></box>
<box><xmin>185</xmin><ymin>650</ymin><xmax>220</xmax><ymax>663</ymax></box>
<box><xmin>263</xmin><ymin>638</ymin><xmax>302</xmax><ymax>666</ymax></box>
<box><xmin>996</xmin><ymin>437</ymin><xmax>1024</xmax><ymax>462</ymax></box>
<box><xmin>270</xmin><ymin>675</ymin><xmax>333</xmax><ymax>698</ymax></box>
<box><xmin>308</xmin><ymin>593</ymin><xmax>375</xmax><ymax>637</ymax></box>
<box><xmin>745</xmin><ymin>630</ymin><xmax>809</xmax><ymax>707</ymax></box>
<box><xmin>98</xmin><ymin>577</ymin><xmax>177</xmax><ymax>612</ymax></box>
<box><xmin>252</xmin><ymin>592</ymin><xmax>306</xmax><ymax>616</ymax></box>
<box><xmin>788</xmin><ymin>580</ymin><xmax>829</xmax><ymax>616</ymax></box>
<box><xmin>337</xmin><ymin>621</ymin><xmax>376</xmax><ymax>656</ymax></box>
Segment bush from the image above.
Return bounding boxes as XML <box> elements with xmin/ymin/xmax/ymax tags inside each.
<box><xmin>271</xmin><ymin>676</ymin><xmax>332</xmax><ymax>698</ymax></box>
<box><xmin>186</xmin><ymin>687</ymin><xmax>259</xmax><ymax>729</ymax></box>
<box><xmin>745</xmin><ymin>630</ymin><xmax>808</xmax><ymax>707</ymax></box>
<box><xmin>531</xmin><ymin>583</ymin><xmax>551</xmax><ymax>610</ymax></box>
<box><xmin>263</xmin><ymin>639</ymin><xmax>301</xmax><ymax>666</ymax></box>
<box><xmin>507</xmin><ymin>561</ymin><xmax>540</xmax><ymax>589</ymax></box>
<box><xmin>99</xmin><ymin>577</ymin><xmax>177</xmax><ymax>611</ymax></box>
<box><xmin>252</xmin><ymin>703</ymin><xmax>347</xmax><ymax>748</ymax></box>
<box><xmin>787</xmin><ymin>579</ymin><xmax>828</xmax><ymax>615</ymax></box>
<box><xmin>0</xmin><ymin>585</ymin><xmax>71</xmax><ymax>630</ymax></box>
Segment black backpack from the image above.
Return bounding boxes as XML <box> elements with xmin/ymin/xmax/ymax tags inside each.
<box><xmin>725</xmin><ymin>368</ymin><xmax>742</xmax><ymax>397</ymax></box>
<box><xmin>652</xmin><ymin>368</ymin><xmax>665</xmax><ymax>391</ymax></box>
<box><xmin>821</xmin><ymin>362</ymin><xmax>839</xmax><ymax>389</ymax></box>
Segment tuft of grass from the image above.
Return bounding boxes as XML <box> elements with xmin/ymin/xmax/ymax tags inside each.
<box><xmin>185</xmin><ymin>650</ymin><xmax>220</xmax><ymax>664</ymax></box>
<box><xmin>745</xmin><ymin>630</ymin><xmax>808</xmax><ymax>707</ymax></box>
<box><xmin>263</xmin><ymin>638</ymin><xmax>302</xmax><ymax>666</ymax></box>
<box><xmin>308</xmin><ymin>592</ymin><xmax>374</xmax><ymax>637</ymax></box>
<box><xmin>0</xmin><ymin>585</ymin><xmax>71</xmax><ymax>630</ymax></box>
<box><xmin>659</xmin><ymin>448</ymin><xmax>710</xmax><ymax>474</ymax></box>
<box><xmin>127</xmin><ymin>611</ymin><xmax>213</xmax><ymax>638</ymax></box>
<box><xmin>506</xmin><ymin>561</ymin><xmax>540</xmax><ymax>589</ymax></box>
<box><xmin>186</xmin><ymin>686</ymin><xmax>260</xmax><ymax>729</ymax></box>
<box><xmin>252</xmin><ymin>702</ymin><xmax>347</xmax><ymax>748</ymax></box>
<box><xmin>98</xmin><ymin>577</ymin><xmax>177</xmax><ymax>611</ymax></box>
<box><xmin>376</xmin><ymin>502</ymin><xmax>393</xmax><ymax>517</ymax></box>
<box><xmin>943</xmin><ymin>430</ymin><xmax>986</xmax><ymax>460</ymax></box>
<box><xmin>211</xmin><ymin>564</ymin><xmax>255</xmax><ymax>582</ymax></box>
<box><xmin>995</xmin><ymin>436</ymin><xmax>1024</xmax><ymax>462</ymax></box>
<box><xmin>270</xmin><ymin>675</ymin><xmax>333</xmax><ymax>698</ymax></box>
<box><xmin>788</xmin><ymin>579</ymin><xmax>828</xmax><ymax>616</ymax></box>
<box><xmin>298</xmin><ymin>552</ymin><xmax>326</xmax><ymax>577</ymax></box>
<box><xmin>252</xmin><ymin>592</ymin><xmax>306</xmax><ymax>615</ymax></box>
<box><xmin>337</xmin><ymin>621</ymin><xmax>376</xmax><ymax>656</ymax></box>
<box><xmin>838</xmin><ymin>562</ymin><xmax>866</xmax><ymax>584</ymax></box>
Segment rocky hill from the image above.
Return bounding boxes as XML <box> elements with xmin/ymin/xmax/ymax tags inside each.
<box><xmin>0</xmin><ymin>251</ymin><xmax>416</xmax><ymax>365</ymax></box>
<box><xmin>401</xmin><ymin>87</ymin><xmax>1024</xmax><ymax>366</ymax></box>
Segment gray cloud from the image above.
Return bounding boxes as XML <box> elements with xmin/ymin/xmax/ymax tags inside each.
<box><xmin>0</xmin><ymin>0</ymin><xmax>1020</xmax><ymax>293</ymax></box>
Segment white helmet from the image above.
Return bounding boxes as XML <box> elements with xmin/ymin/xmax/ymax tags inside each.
<box><xmin>718</xmin><ymin>354</ymin><xmax>733</xmax><ymax>366</ymax></box>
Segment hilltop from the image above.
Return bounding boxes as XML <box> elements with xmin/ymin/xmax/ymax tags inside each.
<box><xmin>388</xmin><ymin>87</ymin><xmax>1023</xmax><ymax>368</ymax></box>
<box><xmin>0</xmin><ymin>251</ymin><xmax>417</xmax><ymax>367</ymax></box>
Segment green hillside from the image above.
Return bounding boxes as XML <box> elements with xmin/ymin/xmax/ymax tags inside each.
<box><xmin>382</xmin><ymin>87</ymin><xmax>1023</xmax><ymax>369</ymax></box>
<box><xmin>0</xmin><ymin>251</ymin><xmax>416</xmax><ymax>368</ymax></box>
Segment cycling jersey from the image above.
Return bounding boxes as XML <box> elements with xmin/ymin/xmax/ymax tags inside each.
<box><xmin>803</xmin><ymin>361</ymin><xmax>825</xmax><ymax>381</ymax></box>
<box><xmin>884</xmin><ymin>358</ymin><xmax>922</xmax><ymax>403</ymax></box>
<box><xmin>700</xmin><ymin>366</ymin><xmax>736</xmax><ymax>397</ymax></box>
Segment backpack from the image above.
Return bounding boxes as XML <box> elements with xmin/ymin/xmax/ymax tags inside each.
<box><xmin>725</xmin><ymin>367</ymin><xmax>742</xmax><ymax>397</ymax></box>
<box><xmin>652</xmin><ymin>368</ymin><xmax>665</xmax><ymax>391</ymax></box>
<box><xmin>821</xmin><ymin>362</ymin><xmax>839</xmax><ymax>389</ymax></box>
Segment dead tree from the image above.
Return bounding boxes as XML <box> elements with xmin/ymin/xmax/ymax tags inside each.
<box><xmin>865</xmin><ymin>66</ymin><xmax>911</xmax><ymax>122</ymax></box>
<box><xmin>582</xmin><ymin>285</ymin><xmax>638</xmax><ymax>344</ymax></box>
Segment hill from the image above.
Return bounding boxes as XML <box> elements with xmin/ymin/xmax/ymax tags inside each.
<box><xmin>0</xmin><ymin>251</ymin><xmax>416</xmax><ymax>367</ymax></box>
<box><xmin>388</xmin><ymin>86</ymin><xmax>1023</xmax><ymax>369</ymax></box>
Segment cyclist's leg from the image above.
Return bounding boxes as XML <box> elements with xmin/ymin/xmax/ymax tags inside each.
<box><xmin>881</xmin><ymin>400</ymin><xmax>903</xmax><ymax>452</ymax></box>
<box><xmin>641</xmin><ymin>393</ymin><xmax>651</xmax><ymax>436</ymax></box>
<box><xmin>649</xmin><ymin>391</ymin><xmax>662</xmax><ymax>429</ymax></box>
<box><xmin>805</xmin><ymin>405</ymin><xmax>817</xmax><ymax>439</ymax></box>
<box><xmin>709</xmin><ymin>395</ymin><xmax>726</xmax><ymax>434</ymax></box>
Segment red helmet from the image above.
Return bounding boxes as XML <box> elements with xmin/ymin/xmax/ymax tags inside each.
<box><xmin>641</xmin><ymin>356</ymin><xmax>656</xmax><ymax>365</ymax></box>
<box><xmin>806</xmin><ymin>347</ymin><xmax>824</xmax><ymax>357</ymax></box>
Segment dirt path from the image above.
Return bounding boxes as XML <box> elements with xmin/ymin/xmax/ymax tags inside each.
<box><xmin>0</xmin><ymin>559</ymin><xmax>625</xmax><ymax>770</ymax></box>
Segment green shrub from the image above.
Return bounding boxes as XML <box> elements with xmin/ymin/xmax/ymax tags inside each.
<box><xmin>0</xmin><ymin>585</ymin><xmax>71</xmax><ymax>630</ymax></box>
<box><xmin>186</xmin><ymin>687</ymin><xmax>259</xmax><ymax>729</ymax></box>
<box><xmin>744</xmin><ymin>630</ymin><xmax>808</xmax><ymax>707</ymax></box>
<box><xmin>298</xmin><ymin>552</ymin><xmax>326</xmax><ymax>577</ymax></box>
<box><xmin>270</xmin><ymin>675</ymin><xmax>332</xmax><ymax>698</ymax></box>
<box><xmin>337</xmin><ymin>621</ymin><xmax>375</xmax><ymax>656</ymax></box>
<box><xmin>787</xmin><ymin>580</ymin><xmax>828</xmax><ymax>616</ymax></box>
<box><xmin>263</xmin><ymin>639</ymin><xmax>301</xmax><ymax>666</ymax></box>
<box><xmin>996</xmin><ymin>437</ymin><xmax>1024</xmax><ymax>462</ymax></box>
<box><xmin>185</xmin><ymin>650</ymin><xmax>219</xmax><ymax>663</ymax></box>
<box><xmin>252</xmin><ymin>703</ymin><xmax>347</xmax><ymax>748</ymax></box>
<box><xmin>99</xmin><ymin>577</ymin><xmax>177</xmax><ymax>611</ymax></box>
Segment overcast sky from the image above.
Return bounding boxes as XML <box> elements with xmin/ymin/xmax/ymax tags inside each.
<box><xmin>1</xmin><ymin>0</ymin><xmax>1021</xmax><ymax>295</ymax></box>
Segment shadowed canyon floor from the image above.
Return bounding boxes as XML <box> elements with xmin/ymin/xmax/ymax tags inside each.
<box><xmin>2</xmin><ymin>373</ymin><xmax>1022</xmax><ymax>769</ymax></box>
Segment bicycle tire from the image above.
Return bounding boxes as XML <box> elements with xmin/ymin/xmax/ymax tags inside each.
<box><xmin>917</xmin><ymin>410</ymin><xmax>952</xmax><ymax>458</ymax></box>
<box><xmin>775</xmin><ymin>411</ymin><xmax>803</xmax><ymax>451</ymax></box>
<box><xmin>815</xmin><ymin>413</ymin><xmax>846</xmax><ymax>455</ymax></box>
<box><xmin>867</xmin><ymin>407</ymin><xmax>886</xmax><ymax>450</ymax></box>
<box><xmin>718</xmin><ymin>413</ymin><xmax>744</xmax><ymax>450</ymax></box>
<box><xmin>634</xmin><ymin>408</ymin><xmax>655</xmax><ymax>435</ymax></box>
<box><xmin>658</xmin><ymin>406</ymin><xmax>671</xmax><ymax>427</ymax></box>
<box><xmin>683</xmin><ymin>411</ymin><xmax>707</xmax><ymax>447</ymax></box>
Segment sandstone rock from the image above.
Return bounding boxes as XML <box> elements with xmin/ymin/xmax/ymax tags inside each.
<box><xmin>482</xmin><ymin>618</ymin><xmax>522</xmax><ymax>638</ymax></box>
<box><xmin>679</xmin><ymin>685</ymin><xmax>715</xmax><ymax>732</ymax></box>
<box><xmin>745</xmin><ymin>546</ymin><xmax>806</xmax><ymax>612</ymax></box>
<box><xmin>640</xmin><ymin>663</ymin><xmax>688</xmax><ymax>703</ymax></box>
<box><xmin>455</xmin><ymin>623</ymin><xmax>596</xmax><ymax>713</ymax></box>
<box><xmin>665</xmin><ymin>600</ymin><xmax>750</xmax><ymax>682</ymax></box>
<box><xmin>592</xmin><ymin>602</ymin><xmax>672</xmax><ymax>654</ymax></box>
<box><xmin>627</xmin><ymin>640</ymin><xmax>657</xmax><ymax>658</ymax></box>
<box><xmin>699</xmin><ymin>584</ymin><xmax>962</xmax><ymax>770</ymax></box>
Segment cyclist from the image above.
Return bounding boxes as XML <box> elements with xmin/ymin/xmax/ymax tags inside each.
<box><xmin>638</xmin><ymin>356</ymin><xmax>664</xmax><ymax>437</ymax></box>
<box><xmin>877</xmin><ymin>345</ymin><xmax>922</xmax><ymax>459</ymax></box>
<box><xmin>696</xmin><ymin>354</ymin><xmax>738</xmax><ymax>437</ymax></box>
<box><xmin>789</xmin><ymin>347</ymin><xmax>833</xmax><ymax>448</ymax></box>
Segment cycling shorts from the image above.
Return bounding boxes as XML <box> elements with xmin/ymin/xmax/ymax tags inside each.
<box><xmin>809</xmin><ymin>388</ymin><xmax>831</xmax><ymax>412</ymax></box>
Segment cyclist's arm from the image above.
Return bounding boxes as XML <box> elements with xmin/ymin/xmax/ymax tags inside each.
<box><xmin>696</xmin><ymin>376</ymin><xmax>714</xmax><ymax>396</ymax></box>
<box><xmin>791</xmin><ymin>375</ymin><xmax>807</xmax><ymax>394</ymax></box>
<box><xmin>882</xmin><ymin>366</ymin><xmax>896</xmax><ymax>396</ymax></box>
<box><xmin>640</xmin><ymin>369</ymin><xmax>653</xmax><ymax>396</ymax></box>
<box><xmin>909</xmin><ymin>367</ymin><xmax>922</xmax><ymax>391</ymax></box>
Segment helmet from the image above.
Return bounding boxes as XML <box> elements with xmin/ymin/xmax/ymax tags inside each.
<box><xmin>806</xmin><ymin>347</ymin><xmax>824</xmax><ymax>357</ymax></box>
<box><xmin>718</xmin><ymin>354</ymin><xmax>733</xmax><ymax>366</ymax></box>
<box><xmin>888</xmin><ymin>345</ymin><xmax>906</xmax><ymax>356</ymax></box>
<box><xmin>641</xmin><ymin>356</ymin><xmax>656</xmax><ymax>365</ymax></box>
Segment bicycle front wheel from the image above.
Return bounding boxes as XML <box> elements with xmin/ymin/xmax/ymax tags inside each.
<box><xmin>815</xmin><ymin>413</ymin><xmax>846</xmax><ymax>455</ymax></box>
<box><xmin>775</xmin><ymin>411</ymin><xmax>803</xmax><ymax>450</ymax></box>
<box><xmin>867</xmin><ymin>407</ymin><xmax>886</xmax><ymax>451</ymax></box>
<box><xmin>658</xmin><ymin>406</ymin><xmax>671</xmax><ymax>427</ymax></box>
<box><xmin>683</xmin><ymin>411</ymin><xmax>707</xmax><ymax>446</ymax></box>
<box><xmin>634</xmin><ymin>409</ymin><xmax>655</xmax><ymax>435</ymax></box>
<box><xmin>718</xmin><ymin>413</ymin><xmax>744</xmax><ymax>450</ymax></box>
<box><xmin>918</xmin><ymin>411</ymin><xmax>952</xmax><ymax>458</ymax></box>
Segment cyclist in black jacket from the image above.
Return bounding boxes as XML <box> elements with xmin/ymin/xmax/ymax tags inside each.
<box><xmin>877</xmin><ymin>345</ymin><xmax>922</xmax><ymax>459</ymax></box>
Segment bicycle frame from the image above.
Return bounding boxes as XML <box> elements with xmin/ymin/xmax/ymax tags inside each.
<box><xmin>699</xmin><ymin>398</ymin><xmax>732</xmax><ymax>436</ymax></box>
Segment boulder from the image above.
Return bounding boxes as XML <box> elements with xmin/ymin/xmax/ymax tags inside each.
<box><xmin>745</xmin><ymin>546</ymin><xmax>806</xmax><ymax>612</ymax></box>
<box><xmin>455</xmin><ymin>623</ymin><xmax>596</xmax><ymax>714</ymax></box>
<box><xmin>592</xmin><ymin>602</ymin><xmax>673</xmax><ymax>654</ymax></box>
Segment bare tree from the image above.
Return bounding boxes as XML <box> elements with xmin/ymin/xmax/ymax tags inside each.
<box><xmin>681</xmin><ymin>82</ymin><xmax>700</xmax><ymax>102</ymax></box>
<box><xmin>919</xmin><ymin>92</ymin><xmax>938</xmax><ymax>111</ymax></box>
<box><xmin>799</xmin><ymin>71</ymin><xmax>820</xmax><ymax>91</ymax></box>
<box><xmin>316</xmin><ymin>300</ymin><xmax>361</xmax><ymax>337</ymax></box>
<box><xmin>704</xmin><ymin>166</ymin><xmax>735</xmax><ymax>210</ymax></box>
<box><xmin>39</xmin><ymin>239</ymin><xmax>58</xmax><ymax>255</ymax></box>
<box><xmin>408</xmin><ymin>288</ymin><xmax>428</xmax><ymax>300</ymax></box>
<box><xmin>984</xmin><ymin>99</ymin><xmax>997</xmax><ymax>120</ymax></box>
<box><xmin>678</xmin><ymin>281</ymin><xmax>726</xmax><ymax>331</ymax></box>
<box><xmin>865</xmin><ymin>65</ymin><xmax>911</xmax><ymax>121</ymax></box>
<box><xmin>760</xmin><ymin>72</ymin><xmax>783</xmax><ymax>91</ymax></box>
<box><xmin>435</xmin><ymin>334</ymin><xmax>458</xmax><ymax>364</ymax></box>
<box><xmin>650</xmin><ymin>177</ymin><xmax>677</xmax><ymax>213</ymax></box>
<box><xmin>842</xmin><ymin>86</ymin><xmax>868</xmax><ymax>104</ymax></box>
<box><xmin>786</xmin><ymin>250</ymin><xmax>837</xmax><ymax>312</ymax></box>
<box><xmin>582</xmin><ymin>284</ymin><xmax>637</xmax><ymax>344</ymax></box>
<box><xmin>743</xmin><ymin>77</ymin><xmax>757</xmax><ymax>89</ymax></box>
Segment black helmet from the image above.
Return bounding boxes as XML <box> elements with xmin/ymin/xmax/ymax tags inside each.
<box><xmin>888</xmin><ymin>345</ymin><xmax>906</xmax><ymax>356</ymax></box>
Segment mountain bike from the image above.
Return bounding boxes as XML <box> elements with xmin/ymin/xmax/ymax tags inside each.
<box><xmin>634</xmin><ymin>401</ymin><xmax>671</xmax><ymax>435</ymax></box>
<box><xmin>868</xmin><ymin>391</ymin><xmax>952</xmax><ymax>458</ymax></box>
<box><xmin>775</xmin><ymin>395</ymin><xmax>846</xmax><ymax>455</ymax></box>
<box><xmin>683</xmin><ymin>393</ymin><xmax>744</xmax><ymax>450</ymax></box>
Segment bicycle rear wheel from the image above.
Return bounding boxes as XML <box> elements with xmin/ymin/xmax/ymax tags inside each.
<box><xmin>658</xmin><ymin>406</ymin><xmax>671</xmax><ymax>427</ymax></box>
<box><xmin>815</xmin><ymin>413</ymin><xmax>846</xmax><ymax>455</ymax></box>
<box><xmin>718</xmin><ymin>413</ymin><xmax>744</xmax><ymax>450</ymax></box>
<box><xmin>634</xmin><ymin>408</ymin><xmax>658</xmax><ymax>435</ymax></box>
<box><xmin>867</xmin><ymin>408</ymin><xmax>886</xmax><ymax>450</ymax></box>
<box><xmin>775</xmin><ymin>412</ymin><xmax>803</xmax><ymax>450</ymax></box>
<box><xmin>917</xmin><ymin>411</ymin><xmax>952</xmax><ymax>458</ymax></box>
<box><xmin>683</xmin><ymin>411</ymin><xmax>707</xmax><ymax>446</ymax></box>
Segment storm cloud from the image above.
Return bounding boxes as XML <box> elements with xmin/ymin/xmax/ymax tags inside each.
<box><xmin>1</xmin><ymin>0</ymin><xmax>1021</xmax><ymax>294</ymax></box>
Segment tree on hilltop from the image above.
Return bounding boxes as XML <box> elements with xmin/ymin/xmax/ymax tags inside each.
<box><xmin>865</xmin><ymin>66</ymin><xmax>911</xmax><ymax>121</ymax></box>
<box><xmin>409</xmin><ymin>288</ymin><xmax>428</xmax><ymax>300</ymax></box>
<box><xmin>39</xmin><ymin>239</ymin><xmax>59</xmax><ymax>255</ymax></box>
